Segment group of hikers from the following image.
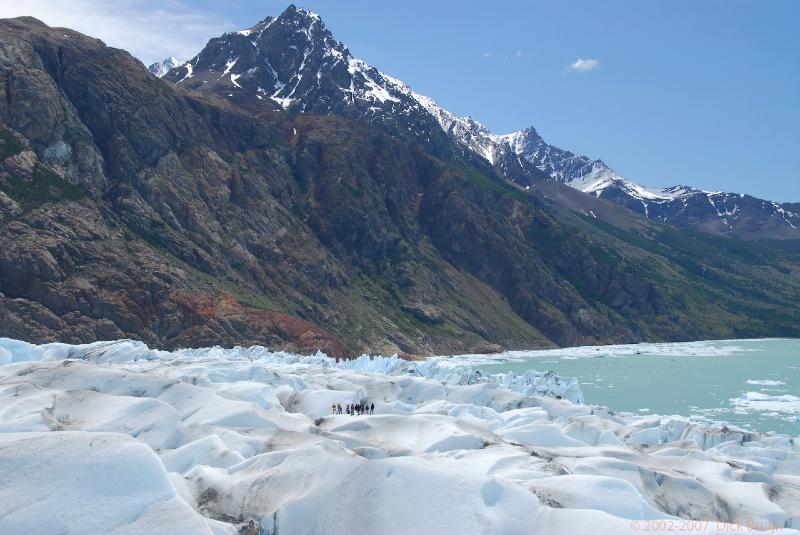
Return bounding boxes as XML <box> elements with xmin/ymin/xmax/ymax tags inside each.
<box><xmin>332</xmin><ymin>401</ymin><xmax>374</xmax><ymax>415</ymax></box>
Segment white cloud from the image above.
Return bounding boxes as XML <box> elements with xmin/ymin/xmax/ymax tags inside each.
<box><xmin>515</xmin><ymin>50</ymin><xmax>523</xmax><ymax>58</ymax></box>
<box><xmin>0</xmin><ymin>0</ymin><xmax>236</xmax><ymax>65</ymax></box>
<box><xmin>566</xmin><ymin>58</ymin><xmax>600</xmax><ymax>72</ymax></box>
<box><xmin>481</xmin><ymin>51</ymin><xmax>492</xmax><ymax>59</ymax></box>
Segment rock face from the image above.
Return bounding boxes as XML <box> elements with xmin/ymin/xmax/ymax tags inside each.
<box><xmin>166</xmin><ymin>5</ymin><xmax>799</xmax><ymax>241</ymax></box>
<box><xmin>0</xmin><ymin>15</ymin><xmax>799</xmax><ymax>356</ymax></box>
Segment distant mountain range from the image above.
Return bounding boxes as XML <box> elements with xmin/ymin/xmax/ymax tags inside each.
<box><xmin>155</xmin><ymin>5</ymin><xmax>799</xmax><ymax>240</ymax></box>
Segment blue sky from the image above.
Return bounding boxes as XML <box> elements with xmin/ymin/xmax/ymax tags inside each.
<box><xmin>4</xmin><ymin>1</ymin><xmax>799</xmax><ymax>201</ymax></box>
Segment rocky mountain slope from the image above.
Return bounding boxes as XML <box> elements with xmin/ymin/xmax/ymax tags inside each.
<box><xmin>162</xmin><ymin>5</ymin><xmax>798</xmax><ymax>240</ymax></box>
<box><xmin>0</xmin><ymin>15</ymin><xmax>799</xmax><ymax>356</ymax></box>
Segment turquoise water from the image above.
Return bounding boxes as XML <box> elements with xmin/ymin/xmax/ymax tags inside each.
<box><xmin>477</xmin><ymin>339</ymin><xmax>800</xmax><ymax>435</ymax></box>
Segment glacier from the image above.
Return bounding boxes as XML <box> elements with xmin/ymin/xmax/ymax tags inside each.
<box><xmin>1</xmin><ymin>337</ymin><xmax>798</xmax><ymax>534</ymax></box>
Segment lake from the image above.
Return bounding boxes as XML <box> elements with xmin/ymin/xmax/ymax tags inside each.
<box><xmin>473</xmin><ymin>339</ymin><xmax>800</xmax><ymax>435</ymax></box>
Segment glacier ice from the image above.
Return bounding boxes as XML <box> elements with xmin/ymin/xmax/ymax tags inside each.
<box><xmin>0</xmin><ymin>337</ymin><xmax>798</xmax><ymax>534</ymax></box>
<box><xmin>0</xmin><ymin>338</ymin><xmax>585</xmax><ymax>403</ymax></box>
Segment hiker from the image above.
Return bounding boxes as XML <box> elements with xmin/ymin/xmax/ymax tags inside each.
<box><xmin>337</xmin><ymin>403</ymin><xmax>342</xmax><ymax>414</ymax></box>
<box><xmin>332</xmin><ymin>403</ymin><xmax>336</xmax><ymax>415</ymax></box>
<box><xmin>370</xmin><ymin>402</ymin><xmax>374</xmax><ymax>415</ymax></box>
<box><xmin>346</xmin><ymin>404</ymin><xmax>350</xmax><ymax>415</ymax></box>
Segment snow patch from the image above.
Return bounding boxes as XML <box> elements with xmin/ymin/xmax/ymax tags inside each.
<box><xmin>176</xmin><ymin>62</ymin><xmax>193</xmax><ymax>84</ymax></box>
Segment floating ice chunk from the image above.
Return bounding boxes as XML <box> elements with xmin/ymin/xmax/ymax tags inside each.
<box><xmin>745</xmin><ymin>379</ymin><xmax>787</xmax><ymax>386</ymax></box>
<box><xmin>732</xmin><ymin>392</ymin><xmax>800</xmax><ymax>414</ymax></box>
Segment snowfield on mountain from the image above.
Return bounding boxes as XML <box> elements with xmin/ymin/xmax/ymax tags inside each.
<box><xmin>1</xmin><ymin>338</ymin><xmax>798</xmax><ymax>534</ymax></box>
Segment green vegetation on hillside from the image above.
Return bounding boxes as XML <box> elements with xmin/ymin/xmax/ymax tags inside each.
<box><xmin>0</xmin><ymin>129</ymin><xmax>23</xmax><ymax>160</ymax></box>
<box><xmin>2</xmin><ymin>164</ymin><xmax>84</xmax><ymax>208</ymax></box>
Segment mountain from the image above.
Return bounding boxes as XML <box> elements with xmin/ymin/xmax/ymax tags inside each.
<box><xmin>162</xmin><ymin>7</ymin><xmax>454</xmax><ymax>158</ymax></box>
<box><xmin>454</xmin><ymin>126</ymin><xmax>800</xmax><ymax>240</ymax></box>
<box><xmin>1</xmin><ymin>14</ymin><xmax>799</xmax><ymax>357</ymax></box>
<box><xmin>147</xmin><ymin>57</ymin><xmax>181</xmax><ymax>78</ymax></box>
<box><xmin>164</xmin><ymin>5</ymin><xmax>799</xmax><ymax>241</ymax></box>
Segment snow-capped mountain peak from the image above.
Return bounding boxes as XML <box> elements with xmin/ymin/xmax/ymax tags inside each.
<box><xmin>147</xmin><ymin>57</ymin><xmax>182</xmax><ymax>78</ymax></box>
<box><xmin>162</xmin><ymin>5</ymin><xmax>447</xmax><ymax>147</ymax></box>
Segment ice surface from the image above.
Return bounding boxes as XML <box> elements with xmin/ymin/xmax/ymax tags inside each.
<box><xmin>0</xmin><ymin>432</ymin><xmax>213</xmax><ymax>534</ymax></box>
<box><xmin>0</xmin><ymin>338</ymin><xmax>797</xmax><ymax>534</ymax></box>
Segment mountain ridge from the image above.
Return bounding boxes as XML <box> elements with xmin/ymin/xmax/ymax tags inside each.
<box><xmin>160</xmin><ymin>5</ymin><xmax>799</xmax><ymax>240</ymax></box>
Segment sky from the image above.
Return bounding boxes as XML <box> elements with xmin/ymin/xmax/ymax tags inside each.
<box><xmin>1</xmin><ymin>0</ymin><xmax>798</xmax><ymax>202</ymax></box>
